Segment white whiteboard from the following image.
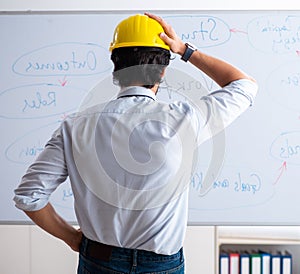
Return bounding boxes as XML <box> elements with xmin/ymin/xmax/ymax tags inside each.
<box><xmin>1</xmin><ymin>11</ymin><xmax>300</xmax><ymax>225</ymax></box>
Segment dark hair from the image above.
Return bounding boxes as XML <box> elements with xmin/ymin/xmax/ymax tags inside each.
<box><xmin>111</xmin><ymin>47</ymin><xmax>171</xmax><ymax>89</ymax></box>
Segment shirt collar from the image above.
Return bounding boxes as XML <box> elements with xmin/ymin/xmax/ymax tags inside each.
<box><xmin>117</xmin><ymin>86</ymin><xmax>156</xmax><ymax>101</ymax></box>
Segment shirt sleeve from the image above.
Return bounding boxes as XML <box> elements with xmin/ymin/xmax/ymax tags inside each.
<box><xmin>192</xmin><ymin>78</ymin><xmax>258</xmax><ymax>145</ymax></box>
<box><xmin>13</xmin><ymin>126</ymin><xmax>68</xmax><ymax>211</ymax></box>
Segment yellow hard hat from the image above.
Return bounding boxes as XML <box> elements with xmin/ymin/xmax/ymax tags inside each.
<box><xmin>109</xmin><ymin>14</ymin><xmax>170</xmax><ymax>51</ymax></box>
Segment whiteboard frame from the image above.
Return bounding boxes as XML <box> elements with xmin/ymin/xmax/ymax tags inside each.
<box><xmin>2</xmin><ymin>10</ymin><xmax>300</xmax><ymax>225</ymax></box>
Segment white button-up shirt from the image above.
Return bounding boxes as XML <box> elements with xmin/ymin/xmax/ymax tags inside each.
<box><xmin>14</xmin><ymin>79</ymin><xmax>257</xmax><ymax>255</ymax></box>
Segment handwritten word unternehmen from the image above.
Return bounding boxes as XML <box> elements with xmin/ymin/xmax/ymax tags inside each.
<box><xmin>22</xmin><ymin>91</ymin><xmax>56</xmax><ymax>112</ymax></box>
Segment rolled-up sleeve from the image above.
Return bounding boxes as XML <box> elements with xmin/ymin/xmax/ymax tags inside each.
<box><xmin>13</xmin><ymin>126</ymin><xmax>68</xmax><ymax>211</ymax></box>
<box><xmin>193</xmin><ymin>79</ymin><xmax>258</xmax><ymax>145</ymax></box>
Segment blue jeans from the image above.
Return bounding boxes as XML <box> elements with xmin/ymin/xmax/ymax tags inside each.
<box><xmin>78</xmin><ymin>235</ymin><xmax>185</xmax><ymax>273</ymax></box>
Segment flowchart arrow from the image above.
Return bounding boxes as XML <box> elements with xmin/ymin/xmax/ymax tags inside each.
<box><xmin>273</xmin><ymin>161</ymin><xmax>287</xmax><ymax>185</ymax></box>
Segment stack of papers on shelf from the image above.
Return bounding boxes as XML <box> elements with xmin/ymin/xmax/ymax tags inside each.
<box><xmin>219</xmin><ymin>250</ymin><xmax>292</xmax><ymax>274</ymax></box>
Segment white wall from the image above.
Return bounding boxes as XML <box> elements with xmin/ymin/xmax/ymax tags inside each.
<box><xmin>0</xmin><ymin>0</ymin><xmax>300</xmax><ymax>11</ymax></box>
<box><xmin>0</xmin><ymin>225</ymin><xmax>216</xmax><ymax>274</ymax></box>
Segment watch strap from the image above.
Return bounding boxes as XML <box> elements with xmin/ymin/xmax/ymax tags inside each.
<box><xmin>181</xmin><ymin>43</ymin><xmax>196</xmax><ymax>62</ymax></box>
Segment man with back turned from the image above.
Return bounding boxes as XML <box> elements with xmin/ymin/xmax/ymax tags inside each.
<box><xmin>14</xmin><ymin>13</ymin><xmax>257</xmax><ymax>273</ymax></box>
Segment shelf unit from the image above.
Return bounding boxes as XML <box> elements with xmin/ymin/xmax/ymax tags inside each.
<box><xmin>216</xmin><ymin>226</ymin><xmax>300</xmax><ymax>274</ymax></box>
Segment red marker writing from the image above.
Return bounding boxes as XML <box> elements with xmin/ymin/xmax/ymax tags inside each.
<box><xmin>273</xmin><ymin>161</ymin><xmax>287</xmax><ymax>185</ymax></box>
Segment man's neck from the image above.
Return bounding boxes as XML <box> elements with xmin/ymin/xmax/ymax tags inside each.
<box><xmin>150</xmin><ymin>83</ymin><xmax>159</xmax><ymax>95</ymax></box>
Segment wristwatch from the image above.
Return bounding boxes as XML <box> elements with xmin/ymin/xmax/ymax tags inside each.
<box><xmin>181</xmin><ymin>43</ymin><xmax>197</xmax><ymax>62</ymax></box>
